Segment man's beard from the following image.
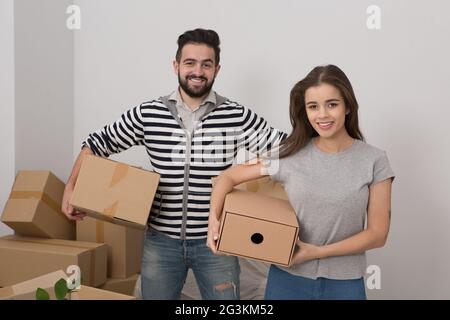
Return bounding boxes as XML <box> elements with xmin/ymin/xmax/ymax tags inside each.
<box><xmin>178</xmin><ymin>73</ymin><xmax>215</xmax><ymax>98</ymax></box>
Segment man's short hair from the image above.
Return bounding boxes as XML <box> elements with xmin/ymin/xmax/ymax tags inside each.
<box><xmin>176</xmin><ymin>28</ymin><xmax>221</xmax><ymax>65</ymax></box>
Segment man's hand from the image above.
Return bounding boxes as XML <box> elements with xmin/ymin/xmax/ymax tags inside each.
<box><xmin>206</xmin><ymin>213</ymin><xmax>224</xmax><ymax>255</ymax></box>
<box><xmin>61</xmin><ymin>184</ymin><xmax>86</xmax><ymax>221</ymax></box>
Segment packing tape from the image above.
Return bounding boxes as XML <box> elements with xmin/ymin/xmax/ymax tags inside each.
<box><xmin>9</xmin><ymin>191</ymin><xmax>65</xmax><ymax>219</ymax></box>
<box><xmin>100</xmin><ymin>162</ymin><xmax>128</xmax><ymax>220</ymax></box>
<box><xmin>102</xmin><ymin>200</ymin><xmax>119</xmax><ymax>218</ymax></box>
<box><xmin>244</xmin><ymin>180</ymin><xmax>261</xmax><ymax>192</ymax></box>
<box><xmin>109</xmin><ymin>163</ymin><xmax>129</xmax><ymax>188</ymax></box>
<box><xmin>96</xmin><ymin>220</ymin><xmax>104</xmax><ymax>243</ymax></box>
<box><xmin>2</xmin><ymin>236</ymin><xmax>99</xmax><ymax>287</ymax></box>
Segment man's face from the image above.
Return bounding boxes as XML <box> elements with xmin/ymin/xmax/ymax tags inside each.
<box><xmin>173</xmin><ymin>43</ymin><xmax>220</xmax><ymax>98</ymax></box>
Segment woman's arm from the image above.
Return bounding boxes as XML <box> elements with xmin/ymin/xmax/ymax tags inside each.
<box><xmin>292</xmin><ymin>178</ymin><xmax>393</xmax><ymax>265</ymax></box>
<box><xmin>207</xmin><ymin>161</ymin><xmax>268</xmax><ymax>254</ymax></box>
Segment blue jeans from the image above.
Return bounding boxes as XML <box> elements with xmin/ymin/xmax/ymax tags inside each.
<box><xmin>264</xmin><ymin>265</ymin><xmax>366</xmax><ymax>300</ymax></box>
<box><xmin>141</xmin><ymin>228</ymin><xmax>240</xmax><ymax>300</ymax></box>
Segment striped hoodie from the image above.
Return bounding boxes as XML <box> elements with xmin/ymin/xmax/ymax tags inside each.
<box><xmin>82</xmin><ymin>93</ymin><xmax>286</xmax><ymax>239</ymax></box>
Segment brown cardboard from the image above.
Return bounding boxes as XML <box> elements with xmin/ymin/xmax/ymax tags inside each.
<box><xmin>99</xmin><ymin>274</ymin><xmax>139</xmax><ymax>296</ymax></box>
<box><xmin>77</xmin><ymin>216</ymin><xmax>144</xmax><ymax>278</ymax></box>
<box><xmin>216</xmin><ymin>177</ymin><xmax>299</xmax><ymax>266</ymax></box>
<box><xmin>235</xmin><ymin>176</ymin><xmax>290</xmax><ymax>200</ymax></box>
<box><xmin>0</xmin><ymin>235</ymin><xmax>107</xmax><ymax>287</ymax></box>
<box><xmin>1</xmin><ymin>171</ymin><xmax>75</xmax><ymax>240</ymax></box>
<box><xmin>0</xmin><ymin>271</ymin><xmax>135</xmax><ymax>300</ymax></box>
<box><xmin>0</xmin><ymin>270</ymin><xmax>67</xmax><ymax>300</ymax></box>
<box><xmin>70</xmin><ymin>285</ymin><xmax>136</xmax><ymax>300</ymax></box>
<box><xmin>70</xmin><ymin>155</ymin><xmax>160</xmax><ymax>229</ymax></box>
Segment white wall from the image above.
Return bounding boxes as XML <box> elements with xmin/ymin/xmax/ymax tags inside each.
<box><xmin>15</xmin><ymin>0</ymin><xmax>74</xmax><ymax>182</ymax></box>
<box><xmin>11</xmin><ymin>0</ymin><xmax>448</xmax><ymax>299</ymax></box>
<box><xmin>0</xmin><ymin>0</ymin><xmax>15</xmax><ymax>237</ymax></box>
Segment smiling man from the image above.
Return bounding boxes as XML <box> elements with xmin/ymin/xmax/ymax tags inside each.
<box><xmin>61</xmin><ymin>28</ymin><xmax>286</xmax><ymax>300</ymax></box>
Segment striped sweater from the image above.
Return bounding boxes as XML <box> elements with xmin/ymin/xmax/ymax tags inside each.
<box><xmin>82</xmin><ymin>93</ymin><xmax>286</xmax><ymax>239</ymax></box>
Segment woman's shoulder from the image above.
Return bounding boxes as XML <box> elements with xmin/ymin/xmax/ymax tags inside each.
<box><xmin>354</xmin><ymin>139</ymin><xmax>389</xmax><ymax>159</ymax></box>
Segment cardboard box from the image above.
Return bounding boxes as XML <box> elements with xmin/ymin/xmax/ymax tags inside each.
<box><xmin>77</xmin><ymin>216</ymin><xmax>144</xmax><ymax>278</ymax></box>
<box><xmin>0</xmin><ymin>235</ymin><xmax>107</xmax><ymax>287</ymax></box>
<box><xmin>234</xmin><ymin>176</ymin><xmax>290</xmax><ymax>200</ymax></box>
<box><xmin>1</xmin><ymin>171</ymin><xmax>75</xmax><ymax>240</ymax></box>
<box><xmin>216</xmin><ymin>177</ymin><xmax>299</xmax><ymax>267</ymax></box>
<box><xmin>0</xmin><ymin>270</ymin><xmax>67</xmax><ymax>300</ymax></box>
<box><xmin>70</xmin><ymin>155</ymin><xmax>160</xmax><ymax>229</ymax></box>
<box><xmin>71</xmin><ymin>285</ymin><xmax>136</xmax><ymax>300</ymax></box>
<box><xmin>0</xmin><ymin>270</ymin><xmax>135</xmax><ymax>300</ymax></box>
<box><xmin>99</xmin><ymin>274</ymin><xmax>139</xmax><ymax>296</ymax></box>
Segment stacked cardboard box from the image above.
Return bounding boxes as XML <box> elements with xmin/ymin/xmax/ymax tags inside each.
<box><xmin>0</xmin><ymin>270</ymin><xmax>67</xmax><ymax>300</ymax></box>
<box><xmin>1</xmin><ymin>171</ymin><xmax>75</xmax><ymax>240</ymax></box>
<box><xmin>216</xmin><ymin>176</ymin><xmax>299</xmax><ymax>267</ymax></box>
<box><xmin>0</xmin><ymin>157</ymin><xmax>161</xmax><ymax>299</ymax></box>
<box><xmin>0</xmin><ymin>235</ymin><xmax>107</xmax><ymax>287</ymax></box>
<box><xmin>0</xmin><ymin>270</ymin><xmax>135</xmax><ymax>300</ymax></box>
<box><xmin>98</xmin><ymin>274</ymin><xmax>139</xmax><ymax>296</ymax></box>
<box><xmin>0</xmin><ymin>170</ymin><xmax>109</xmax><ymax>296</ymax></box>
<box><xmin>77</xmin><ymin>216</ymin><xmax>144</xmax><ymax>279</ymax></box>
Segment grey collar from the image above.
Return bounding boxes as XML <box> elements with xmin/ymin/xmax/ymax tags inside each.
<box><xmin>160</xmin><ymin>92</ymin><xmax>227</xmax><ymax>130</ymax></box>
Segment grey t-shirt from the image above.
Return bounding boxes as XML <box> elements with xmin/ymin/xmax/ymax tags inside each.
<box><xmin>268</xmin><ymin>138</ymin><xmax>395</xmax><ymax>280</ymax></box>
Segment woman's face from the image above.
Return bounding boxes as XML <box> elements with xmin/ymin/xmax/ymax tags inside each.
<box><xmin>304</xmin><ymin>83</ymin><xmax>348</xmax><ymax>139</ymax></box>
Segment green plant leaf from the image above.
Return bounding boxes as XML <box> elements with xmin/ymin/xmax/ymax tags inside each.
<box><xmin>36</xmin><ymin>288</ymin><xmax>50</xmax><ymax>300</ymax></box>
<box><xmin>54</xmin><ymin>278</ymin><xmax>69</xmax><ymax>300</ymax></box>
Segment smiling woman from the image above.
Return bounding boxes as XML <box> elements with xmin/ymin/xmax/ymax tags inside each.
<box><xmin>280</xmin><ymin>65</ymin><xmax>364</xmax><ymax>157</ymax></box>
<box><xmin>209</xmin><ymin>64</ymin><xmax>395</xmax><ymax>300</ymax></box>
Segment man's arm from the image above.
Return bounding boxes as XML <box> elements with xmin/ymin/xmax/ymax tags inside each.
<box><xmin>62</xmin><ymin>104</ymin><xmax>146</xmax><ymax>220</ymax></box>
<box><xmin>61</xmin><ymin>147</ymin><xmax>93</xmax><ymax>220</ymax></box>
<box><xmin>238</xmin><ymin>106</ymin><xmax>287</xmax><ymax>156</ymax></box>
<box><xmin>83</xmin><ymin>105</ymin><xmax>146</xmax><ymax>157</ymax></box>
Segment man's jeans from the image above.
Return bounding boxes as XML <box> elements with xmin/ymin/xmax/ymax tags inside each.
<box><xmin>141</xmin><ymin>228</ymin><xmax>240</xmax><ymax>300</ymax></box>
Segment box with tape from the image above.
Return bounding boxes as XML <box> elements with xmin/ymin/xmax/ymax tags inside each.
<box><xmin>1</xmin><ymin>171</ymin><xmax>75</xmax><ymax>240</ymax></box>
<box><xmin>70</xmin><ymin>155</ymin><xmax>160</xmax><ymax>229</ymax></box>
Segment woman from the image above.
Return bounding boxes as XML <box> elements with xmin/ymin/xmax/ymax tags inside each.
<box><xmin>207</xmin><ymin>65</ymin><xmax>395</xmax><ymax>300</ymax></box>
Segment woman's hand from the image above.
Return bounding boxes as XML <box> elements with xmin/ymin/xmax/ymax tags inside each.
<box><xmin>290</xmin><ymin>239</ymin><xmax>323</xmax><ymax>266</ymax></box>
<box><xmin>207</xmin><ymin>161</ymin><xmax>268</xmax><ymax>255</ymax></box>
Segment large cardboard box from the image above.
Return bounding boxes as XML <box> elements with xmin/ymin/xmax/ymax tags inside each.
<box><xmin>70</xmin><ymin>155</ymin><xmax>160</xmax><ymax>229</ymax></box>
<box><xmin>99</xmin><ymin>274</ymin><xmax>139</xmax><ymax>296</ymax></box>
<box><xmin>0</xmin><ymin>235</ymin><xmax>107</xmax><ymax>287</ymax></box>
<box><xmin>0</xmin><ymin>270</ymin><xmax>67</xmax><ymax>300</ymax></box>
<box><xmin>77</xmin><ymin>216</ymin><xmax>144</xmax><ymax>278</ymax></box>
<box><xmin>216</xmin><ymin>177</ymin><xmax>299</xmax><ymax>267</ymax></box>
<box><xmin>0</xmin><ymin>270</ymin><xmax>135</xmax><ymax>300</ymax></box>
<box><xmin>1</xmin><ymin>171</ymin><xmax>75</xmax><ymax>240</ymax></box>
<box><xmin>71</xmin><ymin>285</ymin><xmax>136</xmax><ymax>300</ymax></box>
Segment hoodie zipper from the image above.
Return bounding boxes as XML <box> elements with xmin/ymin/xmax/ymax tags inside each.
<box><xmin>180</xmin><ymin>129</ymin><xmax>192</xmax><ymax>240</ymax></box>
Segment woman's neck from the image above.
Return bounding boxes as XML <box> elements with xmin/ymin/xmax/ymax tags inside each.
<box><xmin>314</xmin><ymin>132</ymin><xmax>354</xmax><ymax>154</ymax></box>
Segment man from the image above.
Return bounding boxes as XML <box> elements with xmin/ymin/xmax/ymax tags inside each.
<box><xmin>62</xmin><ymin>28</ymin><xmax>285</xmax><ymax>300</ymax></box>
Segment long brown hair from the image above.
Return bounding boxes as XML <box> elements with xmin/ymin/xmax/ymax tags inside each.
<box><xmin>279</xmin><ymin>65</ymin><xmax>365</xmax><ymax>159</ymax></box>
